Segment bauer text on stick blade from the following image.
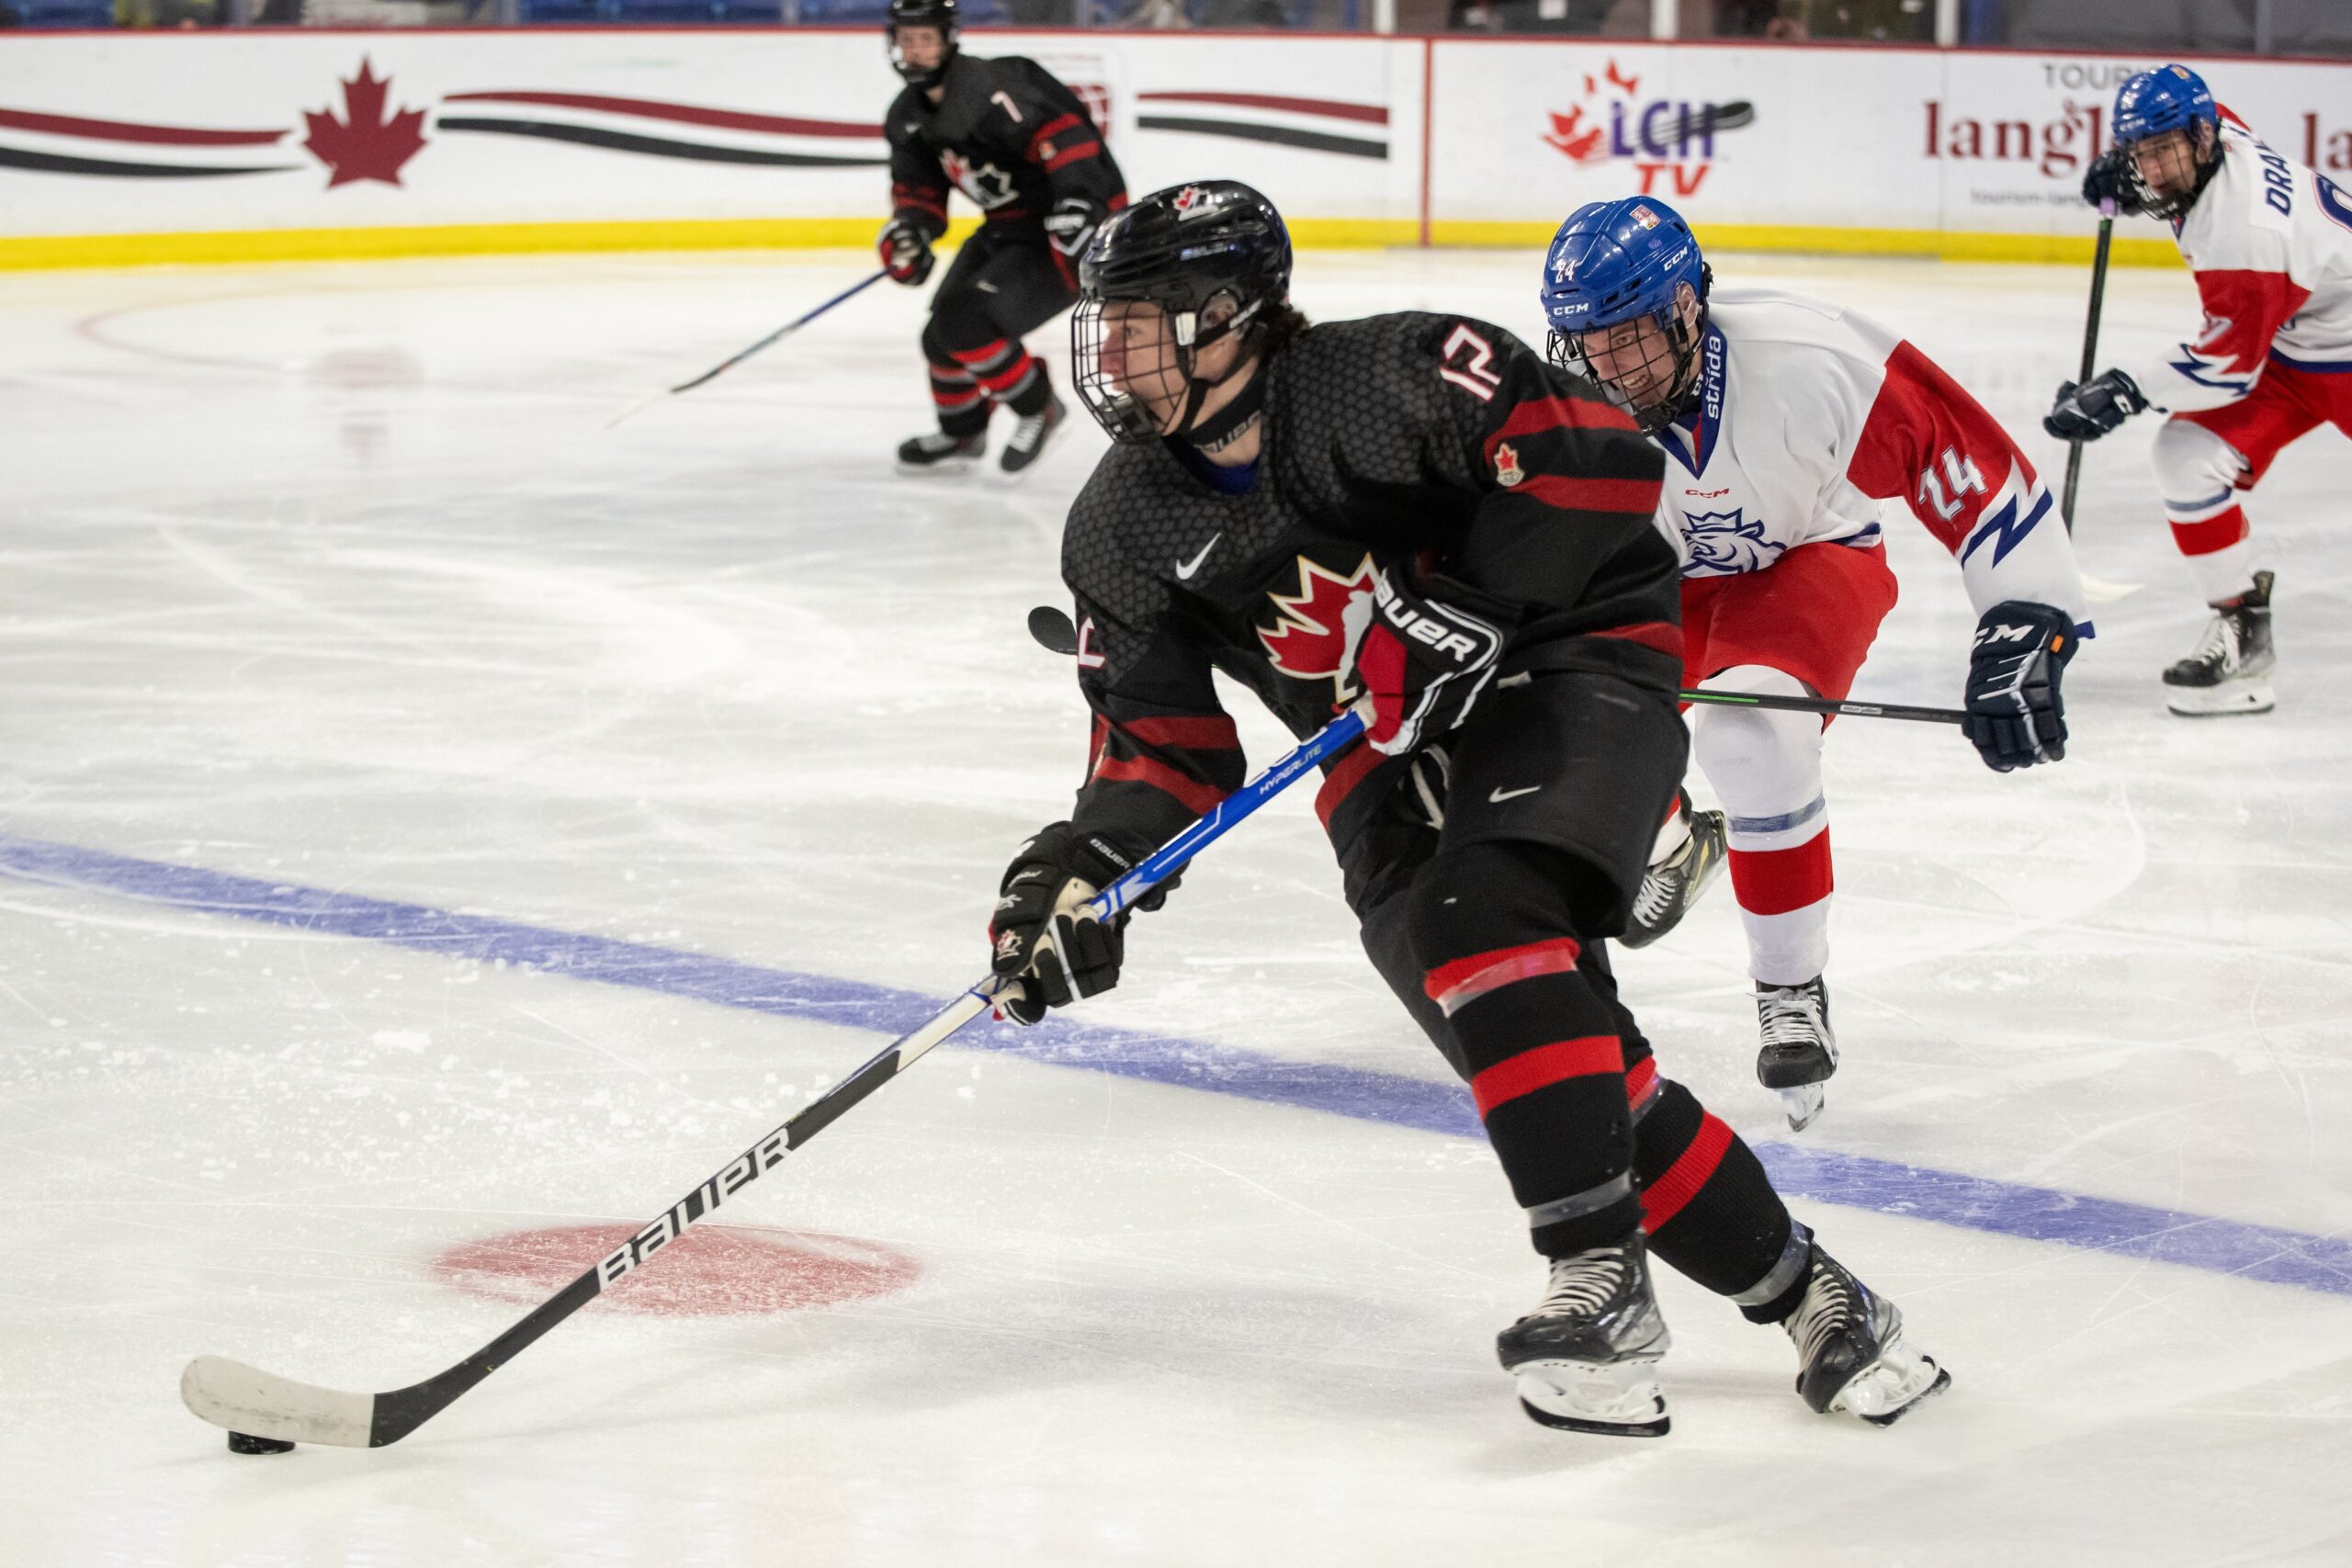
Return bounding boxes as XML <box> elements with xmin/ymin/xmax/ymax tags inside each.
<box><xmin>179</xmin><ymin>705</ymin><xmax>1364</xmax><ymax>1450</ymax></box>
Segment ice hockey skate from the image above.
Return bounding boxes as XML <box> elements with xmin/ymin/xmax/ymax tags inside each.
<box><xmin>1780</xmin><ymin>1235</ymin><xmax>1951</xmax><ymax>1425</ymax></box>
<box><xmin>1623</xmin><ymin>791</ymin><xmax>1728</xmax><ymax>949</ymax></box>
<box><xmin>999</xmin><ymin>393</ymin><xmax>1067</xmax><ymax>475</ymax></box>
<box><xmin>1496</xmin><ymin>1232</ymin><xmax>1671</xmax><ymax>1438</ymax></box>
<box><xmin>1756</xmin><ymin>976</ymin><xmax>1838</xmax><ymax>1132</ymax></box>
<box><xmin>896</xmin><ymin>430</ymin><xmax>987</xmax><ymax>472</ymax></box>
<box><xmin>2164</xmin><ymin>570</ymin><xmax>2275</xmax><ymax>716</ymax></box>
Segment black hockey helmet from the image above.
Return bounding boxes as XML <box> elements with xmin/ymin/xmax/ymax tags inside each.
<box><xmin>1071</xmin><ymin>180</ymin><xmax>1294</xmax><ymax>443</ymax></box>
<box><xmin>887</xmin><ymin>0</ymin><xmax>960</xmax><ymax>90</ymax></box>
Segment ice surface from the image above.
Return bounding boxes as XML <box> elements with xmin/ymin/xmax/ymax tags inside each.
<box><xmin>3</xmin><ymin>246</ymin><xmax>2348</xmax><ymax>1565</ymax></box>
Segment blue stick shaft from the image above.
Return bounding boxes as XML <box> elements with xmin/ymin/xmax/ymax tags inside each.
<box><xmin>1088</xmin><ymin>705</ymin><xmax>1367</xmax><ymax>920</ymax></box>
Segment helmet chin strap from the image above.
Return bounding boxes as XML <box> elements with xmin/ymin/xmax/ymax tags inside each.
<box><xmin>1174</xmin><ymin>356</ymin><xmax>1267</xmax><ymax>449</ymax></box>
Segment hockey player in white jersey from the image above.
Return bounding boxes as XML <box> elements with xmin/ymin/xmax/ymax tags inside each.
<box><xmin>1539</xmin><ymin>196</ymin><xmax>2089</xmax><ymax>1130</ymax></box>
<box><xmin>2046</xmin><ymin>63</ymin><xmax>2352</xmax><ymax>716</ymax></box>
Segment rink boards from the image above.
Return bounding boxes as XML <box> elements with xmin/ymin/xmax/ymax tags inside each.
<box><xmin>4</xmin><ymin>28</ymin><xmax>2351</xmax><ymax>268</ymax></box>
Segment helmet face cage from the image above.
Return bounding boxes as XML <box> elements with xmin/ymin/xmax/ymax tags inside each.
<box><xmin>2120</xmin><ymin>124</ymin><xmax>2215</xmax><ymax>221</ymax></box>
<box><xmin>1546</xmin><ymin>304</ymin><xmax>1699</xmax><ymax>435</ymax></box>
<box><xmin>2113</xmin><ymin>65</ymin><xmax>2219</xmax><ymax>220</ymax></box>
<box><xmin>1072</xmin><ymin>289</ymin><xmax>1260</xmax><ymax>444</ymax></box>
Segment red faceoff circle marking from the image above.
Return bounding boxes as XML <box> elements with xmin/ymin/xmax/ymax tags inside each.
<box><xmin>434</xmin><ymin>1224</ymin><xmax>921</xmax><ymax>1317</ymax></box>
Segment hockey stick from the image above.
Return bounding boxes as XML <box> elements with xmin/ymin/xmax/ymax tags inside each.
<box><xmin>180</xmin><ymin>702</ymin><xmax>1365</xmax><ymax>1452</ymax></box>
<box><xmin>2060</xmin><ymin>205</ymin><xmax>2144</xmax><ymax>602</ymax></box>
<box><xmin>2060</xmin><ymin>205</ymin><xmax>2116</xmax><ymax>535</ymax></box>
<box><xmin>1026</xmin><ymin>605</ymin><xmax>1964</xmax><ymax>726</ymax></box>
<box><xmin>606</xmin><ymin>268</ymin><xmax>890</xmax><ymax>429</ymax></box>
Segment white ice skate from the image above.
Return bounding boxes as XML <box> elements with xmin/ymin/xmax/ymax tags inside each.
<box><xmin>2164</xmin><ymin>570</ymin><xmax>2275</xmax><ymax>716</ymax></box>
<box><xmin>1623</xmin><ymin>792</ymin><xmax>1727</xmax><ymax>950</ymax></box>
<box><xmin>1781</xmin><ymin>1237</ymin><xmax>1951</xmax><ymax>1426</ymax></box>
<box><xmin>1756</xmin><ymin>976</ymin><xmax>1838</xmax><ymax>1133</ymax></box>
<box><xmin>1496</xmin><ymin>1232</ymin><xmax>1671</xmax><ymax>1438</ymax></box>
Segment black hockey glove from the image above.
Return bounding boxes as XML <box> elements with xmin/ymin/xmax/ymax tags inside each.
<box><xmin>1964</xmin><ymin>601</ymin><xmax>2075</xmax><ymax>772</ymax></box>
<box><xmin>1043</xmin><ymin>197</ymin><xmax>1106</xmax><ymax>262</ymax></box>
<box><xmin>1345</xmin><ymin>569</ymin><xmax>1506</xmax><ymax>756</ymax></box>
<box><xmin>2080</xmin><ymin>148</ymin><xmax>2146</xmax><ymax>216</ymax></box>
<box><xmin>988</xmin><ymin>822</ymin><xmax>1175</xmax><ymax>1024</ymax></box>
<box><xmin>877</xmin><ymin>219</ymin><xmax>935</xmax><ymax>287</ymax></box>
<box><xmin>2043</xmin><ymin>368</ymin><xmax>2147</xmax><ymax>443</ymax></box>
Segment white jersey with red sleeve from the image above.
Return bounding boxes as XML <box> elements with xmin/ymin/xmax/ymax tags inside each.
<box><xmin>2129</xmin><ymin>111</ymin><xmax>2352</xmax><ymax>412</ymax></box>
<box><xmin>1656</xmin><ymin>288</ymin><xmax>2090</xmax><ymax>630</ymax></box>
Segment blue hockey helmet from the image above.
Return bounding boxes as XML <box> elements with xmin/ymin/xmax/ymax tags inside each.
<box><xmin>2111</xmin><ymin>65</ymin><xmax>2222</xmax><ymax>219</ymax></box>
<box><xmin>1539</xmin><ymin>197</ymin><xmax>1709</xmax><ymax>433</ymax></box>
<box><xmin>2113</xmin><ymin>64</ymin><xmax>2217</xmax><ymax>146</ymax></box>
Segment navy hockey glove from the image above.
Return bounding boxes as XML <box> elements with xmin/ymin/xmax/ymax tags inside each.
<box><xmin>1346</xmin><ymin>570</ymin><xmax>1506</xmax><ymax>756</ymax></box>
<box><xmin>989</xmin><ymin>823</ymin><xmax>1174</xmax><ymax>1024</ymax></box>
<box><xmin>877</xmin><ymin>219</ymin><xmax>935</xmax><ymax>287</ymax></box>
<box><xmin>2080</xmin><ymin>148</ymin><xmax>2146</xmax><ymax>216</ymax></box>
<box><xmin>2043</xmin><ymin>368</ymin><xmax>2147</xmax><ymax>443</ymax></box>
<box><xmin>1964</xmin><ymin>601</ymin><xmax>2075</xmax><ymax>772</ymax></box>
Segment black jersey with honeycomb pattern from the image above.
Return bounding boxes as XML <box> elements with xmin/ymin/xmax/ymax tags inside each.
<box><xmin>1056</xmin><ymin>310</ymin><xmax>1679</xmax><ymax>876</ymax></box>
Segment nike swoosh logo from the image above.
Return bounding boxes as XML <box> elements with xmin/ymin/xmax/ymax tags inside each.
<box><xmin>1173</xmin><ymin>533</ymin><xmax>1222</xmax><ymax>581</ymax></box>
<box><xmin>1489</xmin><ymin>785</ymin><xmax>1543</xmax><ymax>802</ymax></box>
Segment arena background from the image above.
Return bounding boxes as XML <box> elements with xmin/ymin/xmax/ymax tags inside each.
<box><xmin>5</xmin><ymin>27</ymin><xmax>2349</xmax><ymax>269</ymax></box>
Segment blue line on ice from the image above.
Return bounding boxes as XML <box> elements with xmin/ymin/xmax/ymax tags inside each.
<box><xmin>5</xmin><ymin>830</ymin><xmax>2346</xmax><ymax>1300</ymax></box>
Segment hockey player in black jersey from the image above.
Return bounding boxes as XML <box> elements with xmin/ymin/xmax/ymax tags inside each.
<box><xmin>879</xmin><ymin>0</ymin><xmax>1125</xmax><ymax>476</ymax></box>
<box><xmin>985</xmin><ymin>181</ymin><xmax>1951</xmax><ymax>1436</ymax></box>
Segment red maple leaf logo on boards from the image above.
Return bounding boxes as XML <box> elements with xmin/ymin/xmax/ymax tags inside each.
<box><xmin>304</xmin><ymin>59</ymin><xmax>426</xmax><ymax>188</ymax></box>
<box><xmin>1256</xmin><ymin>554</ymin><xmax>1380</xmax><ymax>703</ymax></box>
<box><xmin>1543</xmin><ymin>107</ymin><xmax>1605</xmax><ymax>163</ymax></box>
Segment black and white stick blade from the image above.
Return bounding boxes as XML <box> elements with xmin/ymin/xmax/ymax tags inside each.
<box><xmin>1027</xmin><ymin>604</ymin><xmax>1080</xmax><ymax>657</ymax></box>
<box><xmin>183</xmin><ymin>1356</ymin><xmax>375</xmax><ymax>1450</ymax></box>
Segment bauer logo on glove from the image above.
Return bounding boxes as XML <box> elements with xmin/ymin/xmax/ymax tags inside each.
<box><xmin>1343</xmin><ymin>568</ymin><xmax>1507</xmax><ymax>755</ymax></box>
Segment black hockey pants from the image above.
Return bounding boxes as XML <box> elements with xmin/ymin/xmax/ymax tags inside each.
<box><xmin>1351</xmin><ymin>671</ymin><xmax>1812</xmax><ymax>1317</ymax></box>
<box><xmin>922</xmin><ymin>223</ymin><xmax>1074</xmax><ymax>436</ymax></box>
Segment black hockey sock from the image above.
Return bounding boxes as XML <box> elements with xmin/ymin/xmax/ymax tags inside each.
<box><xmin>1631</xmin><ymin>1072</ymin><xmax>1801</xmax><ymax>1307</ymax></box>
<box><xmin>1001</xmin><ymin>356</ymin><xmax>1056</xmax><ymax>418</ymax></box>
<box><xmin>1405</xmin><ymin>842</ymin><xmax>1639</xmax><ymax>1257</ymax></box>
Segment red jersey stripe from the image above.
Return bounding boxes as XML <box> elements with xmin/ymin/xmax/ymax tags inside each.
<box><xmin>1042</xmin><ymin>140</ymin><xmax>1105</xmax><ymax>173</ymax></box>
<box><xmin>1092</xmin><ymin>754</ymin><xmax>1227</xmax><ymax>817</ymax></box>
<box><xmin>1482</xmin><ymin>396</ymin><xmax>1640</xmax><ymax>457</ymax></box>
<box><xmin>1515</xmin><ymin>472</ymin><xmax>1663</xmax><ymax>516</ymax></box>
<box><xmin>1025</xmin><ymin>113</ymin><xmax>1085</xmax><ymax>157</ymax></box>
<box><xmin>1470</xmin><ymin>1035</ymin><xmax>1623</xmax><ymax>1119</ymax></box>
<box><xmin>1120</xmin><ymin>715</ymin><xmax>1242</xmax><ymax>751</ymax></box>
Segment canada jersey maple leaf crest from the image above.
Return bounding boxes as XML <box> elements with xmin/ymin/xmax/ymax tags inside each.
<box><xmin>1256</xmin><ymin>554</ymin><xmax>1379</xmax><ymax>703</ymax></box>
<box><xmin>304</xmin><ymin>59</ymin><xmax>427</xmax><ymax>188</ymax></box>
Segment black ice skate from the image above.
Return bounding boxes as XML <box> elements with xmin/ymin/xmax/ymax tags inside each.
<box><xmin>2164</xmin><ymin>570</ymin><xmax>2275</xmax><ymax>716</ymax></box>
<box><xmin>1756</xmin><ymin>976</ymin><xmax>1838</xmax><ymax>1133</ymax></box>
<box><xmin>1781</xmin><ymin>1236</ymin><xmax>1951</xmax><ymax>1426</ymax></box>
<box><xmin>897</xmin><ymin>431</ymin><xmax>987</xmax><ymax>472</ymax></box>
<box><xmin>999</xmin><ymin>393</ymin><xmax>1067</xmax><ymax>475</ymax></box>
<box><xmin>1623</xmin><ymin>792</ymin><xmax>1727</xmax><ymax>949</ymax></box>
<box><xmin>1497</xmin><ymin>1230</ymin><xmax>1671</xmax><ymax>1438</ymax></box>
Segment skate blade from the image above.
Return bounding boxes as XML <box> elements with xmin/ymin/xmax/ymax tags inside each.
<box><xmin>1510</xmin><ymin>1358</ymin><xmax>1669</xmax><ymax>1438</ymax></box>
<box><xmin>1779</xmin><ymin>1082</ymin><xmax>1826</xmax><ymax>1133</ymax></box>
<box><xmin>896</xmin><ymin>457</ymin><xmax>984</xmax><ymax>477</ymax></box>
<box><xmin>2165</xmin><ymin>682</ymin><xmax>2275</xmax><ymax>716</ymax></box>
<box><xmin>1829</xmin><ymin>1331</ymin><xmax>1951</xmax><ymax>1427</ymax></box>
